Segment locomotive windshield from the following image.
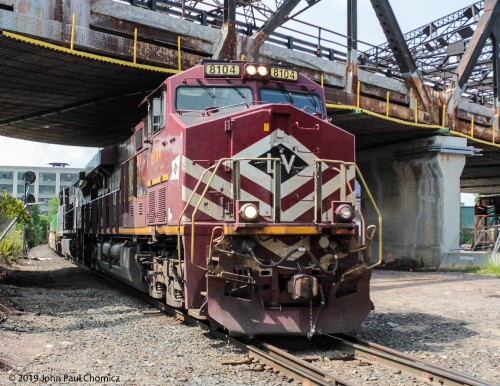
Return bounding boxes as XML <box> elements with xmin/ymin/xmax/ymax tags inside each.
<box><xmin>176</xmin><ymin>86</ymin><xmax>253</xmax><ymax>110</ymax></box>
<box><xmin>260</xmin><ymin>89</ymin><xmax>323</xmax><ymax>114</ymax></box>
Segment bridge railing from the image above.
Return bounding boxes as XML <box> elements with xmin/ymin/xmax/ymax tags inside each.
<box><xmin>127</xmin><ymin>0</ymin><xmax>500</xmax><ymax>111</ymax></box>
<box><xmin>128</xmin><ymin>0</ymin><xmax>396</xmax><ymax>75</ymax></box>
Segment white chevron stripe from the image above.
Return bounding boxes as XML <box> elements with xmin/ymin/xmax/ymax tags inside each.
<box><xmin>181</xmin><ymin>186</ymin><xmax>224</xmax><ymax>221</ymax></box>
<box><xmin>282</xmin><ymin>166</ymin><xmax>356</xmax><ymax>221</ymax></box>
<box><xmin>232</xmin><ymin>129</ymin><xmax>319</xmax><ymax>197</ymax></box>
<box><xmin>182</xmin><ymin>156</ymin><xmax>272</xmax><ymax>218</ymax></box>
<box><xmin>183</xmin><ymin>141</ymin><xmax>356</xmax><ymax>222</ymax></box>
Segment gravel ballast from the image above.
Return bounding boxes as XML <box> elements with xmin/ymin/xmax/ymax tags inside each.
<box><xmin>0</xmin><ymin>245</ymin><xmax>499</xmax><ymax>385</ymax></box>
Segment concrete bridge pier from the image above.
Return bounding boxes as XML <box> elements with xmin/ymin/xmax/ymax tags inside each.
<box><xmin>358</xmin><ymin>136</ymin><xmax>471</xmax><ymax>268</ymax></box>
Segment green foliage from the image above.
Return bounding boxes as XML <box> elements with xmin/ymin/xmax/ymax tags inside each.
<box><xmin>0</xmin><ymin>190</ymin><xmax>30</xmax><ymax>226</ymax></box>
<box><xmin>0</xmin><ymin>228</ymin><xmax>22</xmax><ymax>265</ymax></box>
<box><xmin>461</xmin><ymin>263</ymin><xmax>500</xmax><ymax>275</ymax></box>
<box><xmin>0</xmin><ymin>191</ymin><xmax>28</xmax><ymax>265</ymax></box>
<box><xmin>459</xmin><ymin>228</ymin><xmax>474</xmax><ymax>245</ymax></box>
<box><xmin>483</xmin><ymin>263</ymin><xmax>500</xmax><ymax>275</ymax></box>
<box><xmin>47</xmin><ymin>196</ymin><xmax>59</xmax><ymax>219</ymax></box>
<box><xmin>21</xmin><ymin>204</ymin><xmax>48</xmax><ymax>248</ymax></box>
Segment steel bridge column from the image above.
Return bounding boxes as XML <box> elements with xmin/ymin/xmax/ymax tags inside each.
<box><xmin>493</xmin><ymin>15</ymin><xmax>500</xmax><ymax>129</ymax></box>
<box><xmin>358</xmin><ymin>136</ymin><xmax>470</xmax><ymax>268</ymax></box>
<box><xmin>245</xmin><ymin>0</ymin><xmax>302</xmax><ymax>61</ymax></box>
<box><xmin>346</xmin><ymin>0</ymin><xmax>358</xmax><ymax>93</ymax></box>
<box><xmin>447</xmin><ymin>1</ymin><xmax>500</xmax><ymax>117</ymax></box>
<box><xmin>212</xmin><ymin>0</ymin><xmax>237</xmax><ymax>60</ymax></box>
<box><xmin>369</xmin><ymin>0</ymin><xmax>431</xmax><ymax>110</ymax></box>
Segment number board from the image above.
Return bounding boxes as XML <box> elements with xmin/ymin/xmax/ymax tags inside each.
<box><xmin>204</xmin><ymin>63</ymin><xmax>241</xmax><ymax>77</ymax></box>
<box><xmin>270</xmin><ymin>67</ymin><xmax>299</xmax><ymax>82</ymax></box>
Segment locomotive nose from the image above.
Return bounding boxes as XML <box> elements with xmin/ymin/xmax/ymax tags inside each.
<box><xmin>287</xmin><ymin>273</ymin><xmax>319</xmax><ymax>301</ymax></box>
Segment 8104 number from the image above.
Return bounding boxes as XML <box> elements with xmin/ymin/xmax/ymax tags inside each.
<box><xmin>204</xmin><ymin>64</ymin><xmax>240</xmax><ymax>76</ymax></box>
<box><xmin>270</xmin><ymin>67</ymin><xmax>298</xmax><ymax>81</ymax></box>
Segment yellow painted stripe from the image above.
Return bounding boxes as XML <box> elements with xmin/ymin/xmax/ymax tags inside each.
<box><xmin>161</xmin><ymin>173</ymin><xmax>169</xmax><ymax>182</ymax></box>
<box><xmin>223</xmin><ymin>225</ymin><xmax>320</xmax><ymax>235</ymax></box>
<box><xmin>450</xmin><ymin>130</ymin><xmax>500</xmax><ymax>148</ymax></box>
<box><xmin>2</xmin><ymin>31</ymin><xmax>179</xmax><ymax>75</ymax></box>
<box><xmin>100</xmin><ymin>225</ymin><xmax>182</xmax><ymax>236</ymax></box>
<box><xmin>326</xmin><ymin>103</ymin><xmax>500</xmax><ymax>148</ymax></box>
<box><xmin>156</xmin><ymin>225</ymin><xmax>184</xmax><ymax>235</ymax></box>
<box><xmin>326</xmin><ymin>103</ymin><xmax>443</xmax><ymax>129</ymax></box>
<box><xmin>148</xmin><ymin>176</ymin><xmax>162</xmax><ymax>187</ymax></box>
<box><xmin>118</xmin><ymin>227</ymin><xmax>154</xmax><ymax>235</ymax></box>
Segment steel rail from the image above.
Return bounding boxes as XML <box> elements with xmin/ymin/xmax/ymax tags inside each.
<box><xmin>80</xmin><ymin>265</ymin><xmax>494</xmax><ymax>386</ymax></box>
<box><xmin>328</xmin><ymin>334</ymin><xmax>496</xmax><ymax>386</ymax></box>
<box><xmin>238</xmin><ymin>340</ymin><xmax>356</xmax><ymax>386</ymax></box>
<box><xmin>89</xmin><ymin>268</ymin><xmax>356</xmax><ymax>385</ymax></box>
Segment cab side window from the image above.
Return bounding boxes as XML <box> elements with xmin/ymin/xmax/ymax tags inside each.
<box><xmin>150</xmin><ymin>90</ymin><xmax>166</xmax><ymax>134</ymax></box>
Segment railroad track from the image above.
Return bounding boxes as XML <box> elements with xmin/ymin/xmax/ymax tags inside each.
<box><xmin>91</xmin><ymin>269</ymin><xmax>495</xmax><ymax>386</ymax></box>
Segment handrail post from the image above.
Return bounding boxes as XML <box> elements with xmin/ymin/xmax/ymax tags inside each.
<box><xmin>273</xmin><ymin>159</ymin><xmax>281</xmax><ymax>223</ymax></box>
<box><xmin>385</xmin><ymin>91</ymin><xmax>390</xmax><ymax>117</ymax></box>
<box><xmin>177</xmin><ymin>36</ymin><xmax>182</xmax><ymax>71</ymax></box>
<box><xmin>70</xmin><ymin>13</ymin><xmax>76</xmax><ymax>50</ymax></box>
<box><xmin>133</xmin><ymin>28</ymin><xmax>138</xmax><ymax>63</ymax></box>
<box><xmin>414</xmin><ymin>93</ymin><xmax>418</xmax><ymax>124</ymax></box>
<box><xmin>356</xmin><ymin>80</ymin><xmax>361</xmax><ymax>108</ymax></box>
<box><xmin>314</xmin><ymin>161</ymin><xmax>322</xmax><ymax>223</ymax></box>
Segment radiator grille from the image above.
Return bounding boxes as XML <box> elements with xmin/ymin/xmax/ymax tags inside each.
<box><xmin>157</xmin><ymin>186</ymin><xmax>167</xmax><ymax>223</ymax></box>
<box><xmin>147</xmin><ymin>191</ymin><xmax>156</xmax><ymax>225</ymax></box>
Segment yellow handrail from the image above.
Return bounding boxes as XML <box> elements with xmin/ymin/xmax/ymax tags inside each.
<box><xmin>316</xmin><ymin>159</ymin><xmax>383</xmax><ymax>268</ymax></box>
<box><xmin>177</xmin><ymin>157</ymin><xmax>382</xmax><ymax>272</ymax></box>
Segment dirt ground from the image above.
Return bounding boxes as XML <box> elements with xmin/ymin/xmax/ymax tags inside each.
<box><xmin>0</xmin><ymin>245</ymin><xmax>499</xmax><ymax>385</ymax></box>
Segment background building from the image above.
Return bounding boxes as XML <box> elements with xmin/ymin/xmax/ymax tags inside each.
<box><xmin>0</xmin><ymin>165</ymin><xmax>81</xmax><ymax>212</ymax></box>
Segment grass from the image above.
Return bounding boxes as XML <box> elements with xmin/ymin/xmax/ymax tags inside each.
<box><xmin>462</xmin><ymin>263</ymin><xmax>500</xmax><ymax>275</ymax></box>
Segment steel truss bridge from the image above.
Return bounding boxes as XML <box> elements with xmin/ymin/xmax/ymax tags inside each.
<box><xmin>0</xmin><ymin>0</ymin><xmax>499</xmax><ymax>192</ymax></box>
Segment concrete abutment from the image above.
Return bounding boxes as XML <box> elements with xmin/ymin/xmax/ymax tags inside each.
<box><xmin>359</xmin><ymin>136</ymin><xmax>468</xmax><ymax>268</ymax></box>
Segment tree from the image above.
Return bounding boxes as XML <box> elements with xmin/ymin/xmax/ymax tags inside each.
<box><xmin>21</xmin><ymin>204</ymin><xmax>48</xmax><ymax>248</ymax></box>
<box><xmin>47</xmin><ymin>196</ymin><xmax>59</xmax><ymax>219</ymax></box>
<box><xmin>0</xmin><ymin>191</ymin><xmax>29</xmax><ymax>264</ymax></box>
<box><xmin>0</xmin><ymin>190</ymin><xmax>30</xmax><ymax>228</ymax></box>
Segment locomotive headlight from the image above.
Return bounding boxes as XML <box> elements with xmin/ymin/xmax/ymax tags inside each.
<box><xmin>257</xmin><ymin>65</ymin><xmax>269</xmax><ymax>76</ymax></box>
<box><xmin>335</xmin><ymin>204</ymin><xmax>355</xmax><ymax>222</ymax></box>
<box><xmin>240</xmin><ymin>203</ymin><xmax>259</xmax><ymax>221</ymax></box>
<box><xmin>246</xmin><ymin>64</ymin><xmax>257</xmax><ymax>76</ymax></box>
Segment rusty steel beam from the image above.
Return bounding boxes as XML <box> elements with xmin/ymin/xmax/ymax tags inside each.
<box><xmin>212</xmin><ymin>0</ymin><xmax>237</xmax><ymax>60</ymax></box>
<box><xmin>492</xmin><ymin>11</ymin><xmax>500</xmax><ymax>112</ymax></box>
<box><xmin>447</xmin><ymin>0</ymin><xmax>500</xmax><ymax>116</ymax></box>
<box><xmin>245</xmin><ymin>0</ymin><xmax>302</xmax><ymax>61</ymax></box>
<box><xmin>346</xmin><ymin>0</ymin><xmax>358</xmax><ymax>93</ymax></box>
<box><xmin>369</xmin><ymin>0</ymin><xmax>431</xmax><ymax>110</ymax></box>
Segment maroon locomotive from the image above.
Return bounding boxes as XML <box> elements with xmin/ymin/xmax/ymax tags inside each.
<box><xmin>51</xmin><ymin>61</ymin><xmax>380</xmax><ymax>337</ymax></box>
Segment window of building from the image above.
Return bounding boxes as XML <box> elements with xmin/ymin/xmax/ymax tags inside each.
<box><xmin>39</xmin><ymin>185</ymin><xmax>56</xmax><ymax>195</ymax></box>
<box><xmin>0</xmin><ymin>171</ymin><xmax>13</xmax><ymax>180</ymax></box>
<box><xmin>40</xmin><ymin>172</ymin><xmax>56</xmax><ymax>182</ymax></box>
<box><xmin>0</xmin><ymin>184</ymin><xmax>13</xmax><ymax>193</ymax></box>
<box><xmin>17</xmin><ymin>184</ymin><xmax>27</xmax><ymax>194</ymax></box>
<box><xmin>60</xmin><ymin>173</ymin><xmax>77</xmax><ymax>183</ymax></box>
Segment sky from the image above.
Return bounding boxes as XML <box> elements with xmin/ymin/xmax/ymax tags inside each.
<box><xmin>0</xmin><ymin>1</ymin><xmax>478</xmax><ymax>202</ymax></box>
